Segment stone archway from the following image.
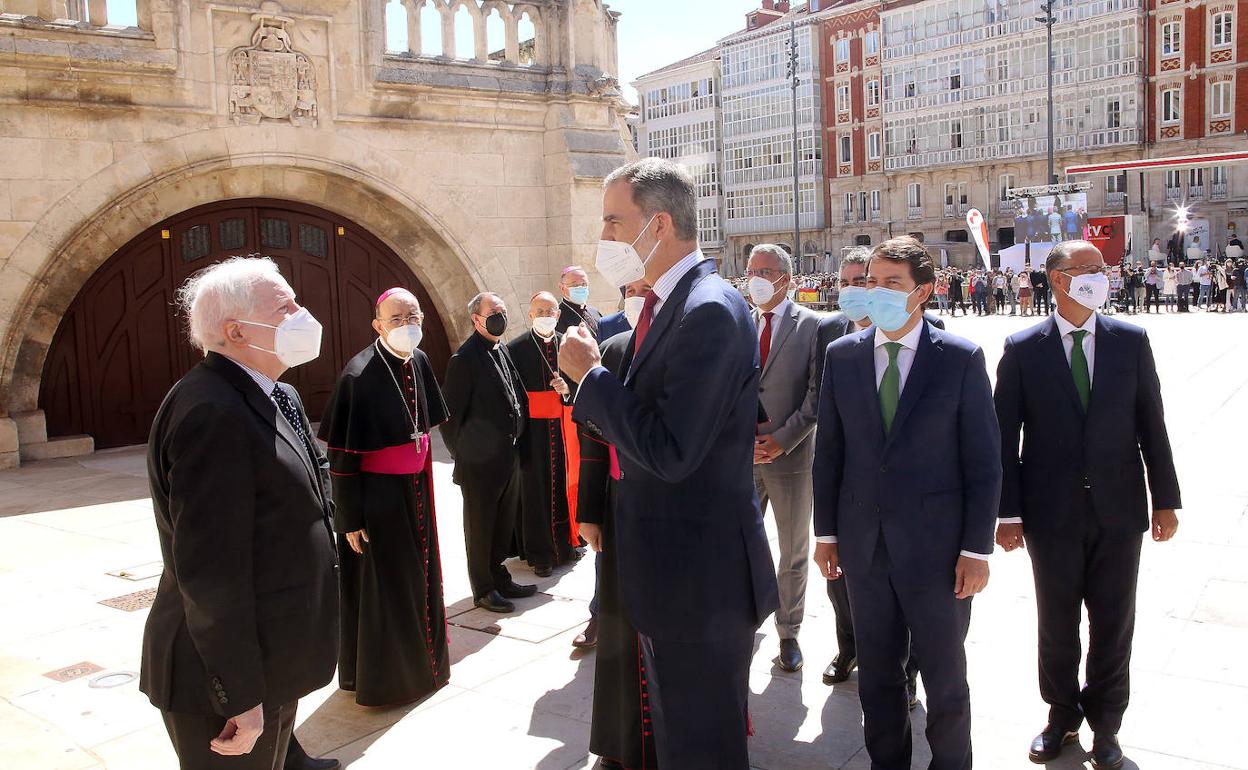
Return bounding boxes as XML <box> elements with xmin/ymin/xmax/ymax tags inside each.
<box><xmin>0</xmin><ymin>131</ymin><xmax>514</xmax><ymax>427</ymax></box>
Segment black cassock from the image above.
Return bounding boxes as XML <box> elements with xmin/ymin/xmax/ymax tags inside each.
<box><xmin>556</xmin><ymin>298</ymin><xmax>602</xmax><ymax>339</ymax></box>
<box><xmin>505</xmin><ymin>330</ymin><xmax>579</xmax><ymax>571</ymax></box>
<box><xmin>579</xmin><ymin>335</ymin><xmax>658</xmax><ymax>769</ymax></box>
<box><xmin>317</xmin><ymin>341</ymin><xmax>450</xmax><ymax>707</ymax></box>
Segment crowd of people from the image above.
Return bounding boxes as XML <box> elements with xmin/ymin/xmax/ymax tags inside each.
<box><xmin>140</xmin><ymin>158</ymin><xmax>1185</xmax><ymax>770</ymax></box>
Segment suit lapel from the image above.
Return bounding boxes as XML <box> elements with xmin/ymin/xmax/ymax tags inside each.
<box><xmin>884</xmin><ymin>323</ymin><xmax>938</xmax><ymax>450</ymax></box>
<box><xmin>1087</xmin><ymin>314</ymin><xmax>1118</xmax><ymax>417</ymax></box>
<box><xmin>1041</xmin><ymin>316</ymin><xmax>1085</xmax><ymax>416</ymax></box>
<box><xmin>761</xmin><ymin>303</ymin><xmax>799</xmax><ymax>380</ymax></box>
<box><xmin>625</xmin><ymin>261</ymin><xmax>713</xmax><ymax>386</ymax></box>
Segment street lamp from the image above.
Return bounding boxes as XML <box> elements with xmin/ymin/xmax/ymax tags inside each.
<box><xmin>785</xmin><ymin>20</ymin><xmax>801</xmax><ymax>268</ymax></box>
<box><xmin>1035</xmin><ymin>3</ymin><xmax>1056</xmax><ymax>185</ymax></box>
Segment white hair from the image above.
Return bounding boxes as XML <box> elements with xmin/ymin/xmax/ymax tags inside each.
<box><xmin>177</xmin><ymin>255</ymin><xmax>291</xmax><ymax>355</ymax></box>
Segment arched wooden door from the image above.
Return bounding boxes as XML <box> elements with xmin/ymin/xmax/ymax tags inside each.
<box><xmin>40</xmin><ymin>199</ymin><xmax>453</xmax><ymax>449</ymax></box>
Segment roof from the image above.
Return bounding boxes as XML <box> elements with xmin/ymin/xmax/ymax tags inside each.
<box><xmin>633</xmin><ymin>45</ymin><xmax>722</xmax><ymax>82</ymax></box>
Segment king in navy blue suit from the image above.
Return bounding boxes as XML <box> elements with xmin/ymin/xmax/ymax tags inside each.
<box><xmin>561</xmin><ymin>159</ymin><xmax>778</xmax><ymax>770</ymax></box>
<box><xmin>813</xmin><ymin>237</ymin><xmax>1001</xmax><ymax>770</ymax></box>
<box><xmin>994</xmin><ymin>240</ymin><xmax>1180</xmax><ymax>770</ymax></box>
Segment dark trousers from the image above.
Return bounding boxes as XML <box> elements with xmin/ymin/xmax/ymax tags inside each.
<box><xmin>1178</xmin><ymin>286</ymin><xmax>1190</xmax><ymax>311</ymax></box>
<box><xmin>641</xmin><ymin>629</ymin><xmax>754</xmax><ymax>770</ymax></box>
<box><xmin>161</xmin><ymin>701</ymin><xmax>296</xmax><ymax>770</ymax></box>
<box><xmin>827</xmin><ymin>577</ymin><xmax>919</xmax><ymax>683</ymax></box>
<box><xmin>1025</xmin><ymin>503</ymin><xmax>1143</xmax><ymax>735</ymax></box>
<box><xmin>461</xmin><ymin>456</ymin><xmax>521</xmax><ymax>599</ymax></box>
<box><xmin>1034</xmin><ymin>288</ymin><xmax>1051</xmax><ymax>315</ymax></box>
<box><xmin>847</xmin><ymin>546</ymin><xmax>973</xmax><ymax>770</ymax></box>
<box><xmin>1145</xmin><ymin>284</ymin><xmax>1160</xmax><ymax>311</ymax></box>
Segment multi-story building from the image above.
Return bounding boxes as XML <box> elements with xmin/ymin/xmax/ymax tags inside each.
<box><xmin>719</xmin><ymin>0</ymin><xmax>826</xmax><ymax>274</ymax></box>
<box><xmin>1143</xmin><ymin>0</ymin><xmax>1247</xmax><ymax>243</ymax></box>
<box><xmin>632</xmin><ymin>47</ymin><xmax>727</xmax><ymax>266</ymax></box>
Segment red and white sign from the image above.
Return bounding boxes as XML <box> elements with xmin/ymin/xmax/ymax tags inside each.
<box><xmin>1086</xmin><ymin>216</ymin><xmax>1128</xmax><ymax>265</ymax></box>
<box><xmin>965</xmin><ymin>208</ymin><xmax>992</xmax><ymax>270</ymax></box>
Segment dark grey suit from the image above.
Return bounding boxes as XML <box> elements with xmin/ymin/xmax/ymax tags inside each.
<box><xmin>754</xmin><ymin>301</ymin><xmax>841</xmax><ymax>638</ymax></box>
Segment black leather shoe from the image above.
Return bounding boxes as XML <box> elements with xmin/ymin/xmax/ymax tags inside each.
<box><xmin>498</xmin><ymin>582</ymin><xmax>538</xmax><ymax>599</ymax></box>
<box><xmin>906</xmin><ymin>677</ymin><xmax>919</xmax><ymax>711</ymax></box>
<box><xmin>777</xmin><ymin>638</ymin><xmax>803</xmax><ymax>672</ymax></box>
<box><xmin>285</xmin><ymin>736</ymin><xmax>341</xmax><ymax>770</ymax></box>
<box><xmin>1028</xmin><ymin>725</ymin><xmax>1080</xmax><ymax>763</ymax></box>
<box><xmin>1091</xmin><ymin>733</ymin><xmax>1124</xmax><ymax>770</ymax></box>
<box><xmin>572</xmin><ymin>618</ymin><xmax>598</xmax><ymax>649</ymax></box>
<box><xmin>822</xmin><ymin>653</ymin><xmax>857</xmax><ymax>684</ymax></box>
<box><xmin>533</xmin><ymin>564</ymin><xmax>554</xmax><ymax>578</ymax></box>
<box><xmin>474</xmin><ymin>590</ymin><xmax>516</xmax><ymax>613</ymax></box>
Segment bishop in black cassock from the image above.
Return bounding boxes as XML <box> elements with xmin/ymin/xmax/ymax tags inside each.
<box><xmin>557</xmin><ymin>265</ymin><xmax>603</xmax><ymax>339</ymax></box>
<box><xmin>507</xmin><ymin>291</ymin><xmax>581</xmax><ymax>577</ymax></box>
<box><xmin>317</xmin><ymin>289</ymin><xmax>450</xmax><ymax>707</ymax></box>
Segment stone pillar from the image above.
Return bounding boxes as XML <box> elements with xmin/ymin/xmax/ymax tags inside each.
<box><xmin>405</xmin><ymin>0</ymin><xmax>419</xmax><ymax>56</ymax></box>
<box><xmin>0</xmin><ymin>417</ymin><xmax>18</xmax><ymax>470</ymax></box>
<box><xmin>441</xmin><ymin>8</ymin><xmax>454</xmax><ymax>59</ymax></box>
<box><xmin>4</xmin><ymin>0</ymin><xmax>42</xmax><ymax>18</ymax></box>
<box><xmin>472</xmin><ymin>9</ymin><xmax>486</xmax><ymax>62</ymax></box>
<box><xmin>86</xmin><ymin>0</ymin><xmax>107</xmax><ymax>27</ymax></box>
<box><xmin>504</xmin><ymin>14</ymin><xmax>519</xmax><ymax>63</ymax></box>
<box><xmin>37</xmin><ymin>0</ymin><xmax>69</xmax><ymax>21</ymax></box>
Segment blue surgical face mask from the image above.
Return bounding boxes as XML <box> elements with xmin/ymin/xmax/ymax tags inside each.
<box><xmin>838</xmin><ymin>285</ymin><xmax>870</xmax><ymax>322</ymax></box>
<box><xmin>568</xmin><ymin>285</ymin><xmax>590</xmax><ymax>306</ymax></box>
<box><xmin>865</xmin><ymin>286</ymin><xmax>920</xmax><ymax>332</ymax></box>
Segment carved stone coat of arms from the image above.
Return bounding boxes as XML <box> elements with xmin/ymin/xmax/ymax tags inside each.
<box><xmin>228</xmin><ymin>12</ymin><xmax>318</xmax><ymax>127</ymax></box>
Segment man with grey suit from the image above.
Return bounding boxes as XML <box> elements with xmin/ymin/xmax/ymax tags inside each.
<box><xmin>749</xmin><ymin>244</ymin><xmax>841</xmax><ymax>672</ymax></box>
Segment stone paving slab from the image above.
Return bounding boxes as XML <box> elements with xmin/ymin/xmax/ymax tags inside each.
<box><xmin>0</xmin><ymin>313</ymin><xmax>1245</xmax><ymax>769</ymax></box>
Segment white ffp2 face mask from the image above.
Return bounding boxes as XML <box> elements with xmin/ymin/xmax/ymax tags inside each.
<box><xmin>1063</xmin><ymin>272</ymin><xmax>1110</xmax><ymax>310</ymax></box>
<box><xmin>238</xmin><ymin>307</ymin><xmax>323</xmax><ymax>368</ymax></box>
<box><xmin>596</xmin><ymin>215</ymin><xmax>660</xmax><ymax>288</ymax></box>
<box><xmin>532</xmin><ymin>316</ymin><xmax>558</xmax><ymax>337</ymax></box>
<box><xmin>386</xmin><ymin>323</ymin><xmax>423</xmax><ymax>354</ymax></box>
<box><xmin>748</xmin><ymin>276</ymin><xmax>786</xmax><ymax>306</ymax></box>
<box><xmin>623</xmin><ymin>295</ymin><xmax>647</xmax><ymax>328</ymax></box>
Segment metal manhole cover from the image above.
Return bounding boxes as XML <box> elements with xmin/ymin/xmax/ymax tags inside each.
<box><xmin>89</xmin><ymin>671</ymin><xmax>139</xmax><ymax>689</ymax></box>
<box><xmin>43</xmin><ymin>662</ymin><xmax>104</xmax><ymax>682</ymax></box>
<box><xmin>99</xmin><ymin>587</ymin><xmax>158</xmax><ymax>611</ymax></box>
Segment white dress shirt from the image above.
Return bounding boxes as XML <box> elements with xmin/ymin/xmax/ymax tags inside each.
<box><xmin>818</xmin><ymin>320</ymin><xmax>990</xmax><ymax>560</ymax></box>
<box><xmin>999</xmin><ymin>311</ymin><xmax>1097</xmax><ymax>527</ymax></box>
<box><xmin>756</xmin><ymin>297</ymin><xmax>791</xmax><ymax>352</ymax></box>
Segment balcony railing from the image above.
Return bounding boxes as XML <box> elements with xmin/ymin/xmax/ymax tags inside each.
<box><xmin>1106</xmin><ymin>191</ymin><xmax>1125</xmax><ymax>208</ymax></box>
<box><xmin>958</xmin><ymin>203</ymin><xmax>970</xmax><ymax>216</ymax></box>
<box><xmin>944</xmin><ymin>203</ymin><xmax>955</xmax><ymax>217</ymax></box>
<box><xmin>1212</xmin><ymin>182</ymin><xmax>1229</xmax><ymax>200</ymax></box>
<box><xmin>1165</xmin><ymin>187</ymin><xmax>1182</xmax><ymax>202</ymax></box>
<box><xmin>870</xmin><ymin>209</ymin><xmax>882</xmax><ymax>222</ymax></box>
<box><xmin>908</xmin><ymin>206</ymin><xmax>923</xmax><ymax>220</ymax></box>
<box><xmin>997</xmin><ymin>199</ymin><xmax>1014</xmax><ymax>215</ymax></box>
<box><xmin>1189</xmin><ymin>185</ymin><xmax>1204</xmax><ymax>201</ymax></box>
<box><xmin>843</xmin><ymin>210</ymin><xmax>856</xmax><ymax>224</ymax></box>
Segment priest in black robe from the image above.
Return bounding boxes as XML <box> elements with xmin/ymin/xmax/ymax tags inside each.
<box><xmin>578</xmin><ymin>330</ymin><xmax>658</xmax><ymax>770</ymax></box>
<box><xmin>507</xmin><ymin>291</ymin><xmax>581</xmax><ymax>577</ymax></box>
<box><xmin>557</xmin><ymin>265</ymin><xmax>602</xmax><ymax>338</ymax></box>
<box><xmin>317</xmin><ymin>288</ymin><xmax>451</xmax><ymax>707</ymax></box>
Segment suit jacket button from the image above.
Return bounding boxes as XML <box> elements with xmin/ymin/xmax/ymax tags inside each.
<box><xmin>219</xmin><ymin>696</ymin><xmax>228</xmax><ymax>704</ymax></box>
<box><xmin>879</xmin><ymin>465</ymin><xmax>887</xmax><ymax>473</ymax></box>
<box><xmin>874</xmin><ymin>505</ymin><xmax>881</xmax><ymax>513</ymax></box>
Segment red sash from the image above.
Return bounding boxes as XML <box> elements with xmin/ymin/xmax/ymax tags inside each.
<box><xmin>526</xmin><ymin>390</ymin><xmax>581</xmax><ymax>545</ymax></box>
<box><xmin>357</xmin><ymin>434</ymin><xmax>430</xmax><ymax>475</ymax></box>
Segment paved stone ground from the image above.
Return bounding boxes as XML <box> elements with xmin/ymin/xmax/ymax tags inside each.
<box><xmin>1</xmin><ymin>311</ymin><xmax>1246</xmax><ymax>770</ymax></box>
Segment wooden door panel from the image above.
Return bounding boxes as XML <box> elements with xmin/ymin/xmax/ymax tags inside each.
<box><xmin>41</xmin><ymin>199</ymin><xmax>453</xmax><ymax>448</ymax></box>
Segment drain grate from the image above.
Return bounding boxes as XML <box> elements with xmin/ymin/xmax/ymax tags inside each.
<box><xmin>99</xmin><ymin>587</ymin><xmax>158</xmax><ymax>612</ymax></box>
<box><xmin>43</xmin><ymin>662</ymin><xmax>104</xmax><ymax>683</ymax></box>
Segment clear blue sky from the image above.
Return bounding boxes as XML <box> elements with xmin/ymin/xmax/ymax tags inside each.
<box><xmin>614</xmin><ymin>0</ymin><xmax>747</xmax><ymax>104</ymax></box>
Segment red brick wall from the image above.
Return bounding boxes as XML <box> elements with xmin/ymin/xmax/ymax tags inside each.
<box><xmin>1182</xmin><ymin>3</ymin><xmax>1206</xmax><ymax>139</ymax></box>
<box><xmin>850</xmin><ymin>34</ymin><xmax>865</xmax><ymax>178</ymax></box>
<box><xmin>1146</xmin><ymin>0</ymin><xmax>1156</xmax><ymax>144</ymax></box>
<box><xmin>1237</xmin><ymin>6</ymin><xmax>1248</xmax><ymax>130</ymax></box>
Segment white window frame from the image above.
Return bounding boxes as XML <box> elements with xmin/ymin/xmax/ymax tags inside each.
<box><xmin>1165</xmin><ymin>169</ymin><xmax>1182</xmax><ymax>190</ymax></box>
<box><xmin>1106</xmin><ymin>174</ymin><xmax>1124</xmax><ymax>194</ymax></box>
<box><xmin>836</xmin><ymin>38</ymin><xmax>850</xmax><ymax>63</ymax></box>
<box><xmin>1211</xmin><ymin>81</ymin><xmax>1232</xmax><ymax>118</ymax></box>
<box><xmin>866</xmin><ymin>79</ymin><xmax>880</xmax><ymax>107</ymax></box>
<box><xmin>1161</xmin><ymin>88</ymin><xmax>1181</xmax><ymax>123</ymax></box>
<box><xmin>837</xmin><ymin>83</ymin><xmax>851</xmax><ymax>113</ymax></box>
<box><xmin>907</xmin><ymin>182</ymin><xmax>922</xmax><ymax>208</ymax></box>
<box><xmin>999</xmin><ymin>174</ymin><xmax>1015</xmax><ymax>201</ymax></box>
<box><xmin>1161</xmin><ymin>20</ymin><xmax>1181</xmax><ymax>56</ymax></box>
<box><xmin>839</xmin><ymin>135</ymin><xmax>852</xmax><ymax>164</ymax></box>
<box><xmin>868</xmin><ymin>131</ymin><xmax>881</xmax><ymax>160</ymax></box>
<box><xmin>1212</xmin><ymin>11</ymin><xmax>1233</xmax><ymax>48</ymax></box>
<box><xmin>864</xmin><ymin>30</ymin><xmax>879</xmax><ymax>56</ymax></box>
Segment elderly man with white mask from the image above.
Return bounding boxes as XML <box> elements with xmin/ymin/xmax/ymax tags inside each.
<box><xmin>141</xmin><ymin>256</ymin><xmax>339</xmax><ymax>770</ymax></box>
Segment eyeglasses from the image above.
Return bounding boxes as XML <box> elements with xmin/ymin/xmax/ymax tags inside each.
<box><xmin>744</xmin><ymin>268</ymin><xmax>784</xmax><ymax>279</ymax></box>
<box><xmin>381</xmin><ymin>313</ymin><xmax>424</xmax><ymax>327</ymax></box>
<box><xmin>1061</xmin><ymin>264</ymin><xmax>1106</xmax><ymax>276</ymax></box>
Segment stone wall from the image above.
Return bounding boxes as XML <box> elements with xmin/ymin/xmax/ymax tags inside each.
<box><xmin>0</xmin><ymin>0</ymin><xmax>629</xmax><ymax>461</ymax></box>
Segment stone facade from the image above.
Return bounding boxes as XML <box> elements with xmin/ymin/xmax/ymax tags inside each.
<box><xmin>0</xmin><ymin>0</ymin><xmax>631</xmax><ymax>463</ymax></box>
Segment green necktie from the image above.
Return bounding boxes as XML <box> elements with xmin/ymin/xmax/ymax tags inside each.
<box><xmin>1070</xmin><ymin>329</ymin><xmax>1090</xmax><ymax>411</ymax></box>
<box><xmin>879</xmin><ymin>342</ymin><xmax>902</xmax><ymax>433</ymax></box>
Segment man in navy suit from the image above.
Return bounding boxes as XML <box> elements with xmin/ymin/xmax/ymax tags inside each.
<box><xmin>593</xmin><ymin>278</ymin><xmax>650</xmax><ymax>343</ymax></box>
<box><xmin>812</xmin><ymin>236</ymin><xmax>1001</xmax><ymax>770</ymax></box>
<box><xmin>560</xmin><ymin>158</ymin><xmax>778</xmax><ymax>769</ymax></box>
<box><xmin>994</xmin><ymin>240</ymin><xmax>1180</xmax><ymax>770</ymax></box>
